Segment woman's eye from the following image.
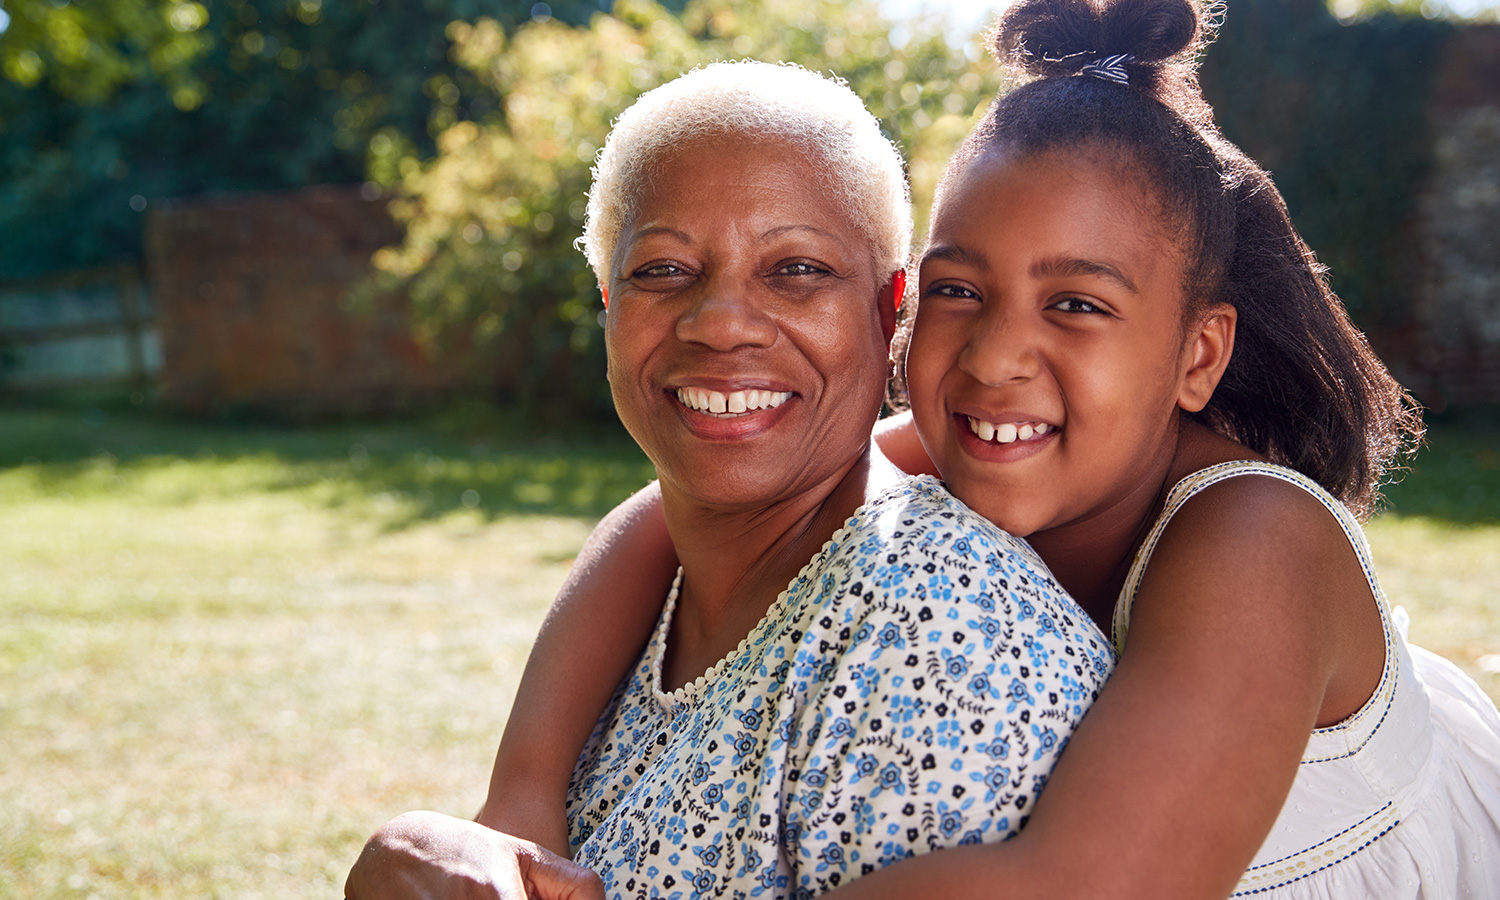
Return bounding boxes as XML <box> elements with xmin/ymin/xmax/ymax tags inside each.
<box><xmin>775</xmin><ymin>262</ymin><xmax>828</xmax><ymax>277</ymax></box>
<box><xmin>634</xmin><ymin>263</ymin><xmax>683</xmax><ymax>278</ymax></box>
<box><xmin>1052</xmin><ymin>296</ymin><xmax>1104</xmax><ymax>314</ymax></box>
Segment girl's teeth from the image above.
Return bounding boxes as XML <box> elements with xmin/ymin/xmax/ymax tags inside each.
<box><xmin>966</xmin><ymin>417</ymin><xmax>1054</xmax><ymax>445</ymax></box>
<box><xmin>676</xmin><ymin>388</ymin><xmax>792</xmax><ymax>416</ymax></box>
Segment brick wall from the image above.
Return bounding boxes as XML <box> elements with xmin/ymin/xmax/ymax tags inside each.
<box><xmin>145</xmin><ymin>185</ymin><xmax>467</xmax><ymax>417</ymax></box>
<box><xmin>1405</xmin><ymin>25</ymin><xmax>1500</xmax><ymax>409</ymax></box>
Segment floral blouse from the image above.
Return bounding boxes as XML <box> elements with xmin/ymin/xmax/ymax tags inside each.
<box><xmin>566</xmin><ymin>476</ymin><xmax>1115</xmax><ymax>899</ymax></box>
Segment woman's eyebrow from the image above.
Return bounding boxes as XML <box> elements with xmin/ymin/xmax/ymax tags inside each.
<box><xmin>760</xmin><ymin>223</ymin><xmax>842</xmax><ymax>243</ymax></box>
<box><xmin>628</xmin><ymin>225</ymin><xmax>694</xmax><ymax>245</ymax></box>
<box><xmin>1033</xmin><ymin>256</ymin><xmax>1139</xmax><ymax>294</ymax></box>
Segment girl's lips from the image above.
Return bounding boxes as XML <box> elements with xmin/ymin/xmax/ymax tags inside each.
<box><xmin>963</xmin><ymin>415</ymin><xmax>1055</xmax><ymax>444</ymax></box>
<box><xmin>953</xmin><ymin>412</ymin><xmax>1057</xmax><ymax>460</ymax></box>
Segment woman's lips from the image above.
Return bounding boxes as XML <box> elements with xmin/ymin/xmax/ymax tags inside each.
<box><xmin>675</xmin><ymin>387</ymin><xmax>794</xmax><ymax>417</ymax></box>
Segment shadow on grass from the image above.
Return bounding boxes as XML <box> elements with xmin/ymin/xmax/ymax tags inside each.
<box><xmin>0</xmin><ymin>402</ymin><xmax>657</xmax><ymax>525</ymax></box>
<box><xmin>4</xmin><ymin>401</ymin><xmax>1496</xmax><ymax>527</ymax></box>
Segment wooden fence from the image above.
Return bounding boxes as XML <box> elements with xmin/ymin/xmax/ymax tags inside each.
<box><xmin>0</xmin><ymin>266</ymin><xmax>159</xmax><ymax>394</ymax></box>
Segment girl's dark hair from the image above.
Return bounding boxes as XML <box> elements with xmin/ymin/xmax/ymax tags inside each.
<box><xmin>896</xmin><ymin>0</ymin><xmax>1422</xmax><ymax>518</ymax></box>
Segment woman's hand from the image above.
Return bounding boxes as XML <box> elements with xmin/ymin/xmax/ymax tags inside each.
<box><xmin>345</xmin><ymin>810</ymin><xmax>604</xmax><ymax>900</ymax></box>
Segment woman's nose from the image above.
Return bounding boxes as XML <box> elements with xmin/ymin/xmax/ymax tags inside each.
<box><xmin>675</xmin><ymin>282</ymin><xmax>778</xmax><ymax>350</ymax></box>
<box><xmin>957</xmin><ymin>311</ymin><xmax>1041</xmax><ymax>386</ymax></box>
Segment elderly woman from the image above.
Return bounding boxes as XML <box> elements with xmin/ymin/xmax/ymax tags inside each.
<box><xmin>347</xmin><ymin>61</ymin><xmax>1111</xmax><ymax>899</ymax></box>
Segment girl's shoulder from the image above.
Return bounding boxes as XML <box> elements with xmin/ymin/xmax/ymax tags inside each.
<box><xmin>1118</xmin><ymin>459</ymin><xmax>1378</xmax><ymax>638</ymax></box>
<box><xmin>1115</xmin><ymin>458</ymin><xmax>1389</xmax><ymax>728</ymax></box>
<box><xmin>1142</xmin><ymin>424</ymin><xmax>1373</xmax><ymax>608</ymax></box>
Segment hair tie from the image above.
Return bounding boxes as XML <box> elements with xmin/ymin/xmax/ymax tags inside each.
<box><xmin>1079</xmin><ymin>53</ymin><xmax>1134</xmax><ymax>85</ymax></box>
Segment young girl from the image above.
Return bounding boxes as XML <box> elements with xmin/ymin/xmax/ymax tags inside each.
<box><xmin>408</xmin><ymin>0</ymin><xmax>1500</xmax><ymax>895</ymax></box>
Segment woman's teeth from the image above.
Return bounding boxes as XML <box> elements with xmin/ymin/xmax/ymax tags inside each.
<box><xmin>966</xmin><ymin>416</ymin><xmax>1053</xmax><ymax>444</ymax></box>
<box><xmin>677</xmin><ymin>388</ymin><xmax>792</xmax><ymax>416</ymax></box>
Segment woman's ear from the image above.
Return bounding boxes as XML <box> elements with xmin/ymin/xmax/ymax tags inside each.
<box><xmin>1178</xmin><ymin>303</ymin><xmax>1236</xmax><ymax>413</ymax></box>
<box><xmin>877</xmin><ymin>270</ymin><xmax>904</xmax><ymax>346</ymax></box>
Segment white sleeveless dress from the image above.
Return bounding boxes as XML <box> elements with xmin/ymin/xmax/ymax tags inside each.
<box><xmin>1112</xmin><ymin>461</ymin><xmax>1500</xmax><ymax>898</ymax></box>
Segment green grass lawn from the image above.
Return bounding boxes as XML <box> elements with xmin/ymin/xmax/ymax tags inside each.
<box><xmin>1</xmin><ymin>403</ymin><xmax>1496</xmax><ymax>898</ymax></box>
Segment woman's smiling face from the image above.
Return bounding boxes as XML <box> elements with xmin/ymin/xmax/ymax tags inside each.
<box><xmin>605</xmin><ymin>135</ymin><xmax>896</xmax><ymax>511</ymax></box>
<box><xmin>905</xmin><ymin>147</ymin><xmax>1201</xmax><ymax>538</ymax></box>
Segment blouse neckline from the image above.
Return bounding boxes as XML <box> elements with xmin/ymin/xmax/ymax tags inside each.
<box><xmin>646</xmin><ymin>496</ymin><xmax>880</xmax><ymax>711</ymax></box>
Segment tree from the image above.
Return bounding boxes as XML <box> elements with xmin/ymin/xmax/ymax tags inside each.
<box><xmin>0</xmin><ymin>0</ymin><xmax>211</xmax><ymax>103</ymax></box>
<box><xmin>0</xmin><ymin>0</ymin><xmax>630</xmax><ymax>280</ymax></box>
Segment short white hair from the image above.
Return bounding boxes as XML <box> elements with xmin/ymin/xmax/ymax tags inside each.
<box><xmin>581</xmin><ymin>60</ymin><xmax>912</xmax><ymax>283</ymax></box>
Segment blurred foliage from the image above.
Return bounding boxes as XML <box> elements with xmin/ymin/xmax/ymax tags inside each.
<box><xmin>0</xmin><ymin>0</ymin><xmax>629</xmax><ymax>281</ymax></box>
<box><xmin>0</xmin><ymin>0</ymin><xmax>212</xmax><ymax>102</ymax></box>
<box><xmin>0</xmin><ymin>0</ymin><xmax>1475</xmax><ymax>417</ymax></box>
<box><xmin>368</xmin><ymin>0</ymin><xmax>1002</xmax><ymax>413</ymax></box>
<box><xmin>1201</xmin><ymin>0</ymin><xmax>1452</xmax><ymax>332</ymax></box>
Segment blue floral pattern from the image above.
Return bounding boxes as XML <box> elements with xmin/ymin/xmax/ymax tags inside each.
<box><xmin>566</xmin><ymin>476</ymin><xmax>1114</xmax><ymax>898</ymax></box>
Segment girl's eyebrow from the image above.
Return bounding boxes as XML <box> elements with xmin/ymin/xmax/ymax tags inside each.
<box><xmin>920</xmin><ymin>243</ymin><xmax>988</xmax><ymax>269</ymax></box>
<box><xmin>922</xmin><ymin>246</ymin><xmax>1139</xmax><ymax>295</ymax></box>
<box><xmin>1033</xmin><ymin>256</ymin><xmax>1140</xmax><ymax>294</ymax></box>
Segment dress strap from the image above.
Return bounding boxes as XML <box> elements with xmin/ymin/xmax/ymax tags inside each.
<box><xmin>1111</xmin><ymin>460</ymin><xmax>1389</xmax><ymax>654</ymax></box>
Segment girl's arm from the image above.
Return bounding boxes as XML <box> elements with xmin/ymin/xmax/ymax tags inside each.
<box><xmin>872</xmin><ymin>410</ymin><xmax>940</xmax><ymax>478</ymax></box>
<box><xmin>823</xmin><ymin>475</ymin><xmax>1381</xmax><ymax>898</ymax></box>
<box><xmin>477</xmin><ymin>480</ymin><xmax>678</xmax><ymax>855</ymax></box>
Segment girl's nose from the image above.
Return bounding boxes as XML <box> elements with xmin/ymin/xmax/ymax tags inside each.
<box><xmin>675</xmin><ymin>281</ymin><xmax>778</xmax><ymax>351</ymax></box>
<box><xmin>957</xmin><ymin>311</ymin><xmax>1041</xmax><ymax>385</ymax></box>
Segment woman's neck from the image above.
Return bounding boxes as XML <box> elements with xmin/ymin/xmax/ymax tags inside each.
<box><xmin>657</xmin><ymin>445</ymin><xmax>900</xmax><ymax>689</ymax></box>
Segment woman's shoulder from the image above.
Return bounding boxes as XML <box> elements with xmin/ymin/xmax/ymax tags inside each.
<box><xmin>836</xmin><ymin>475</ymin><xmax>1111</xmax><ymax>655</ymax></box>
<box><xmin>861</xmin><ymin>474</ymin><xmax>1047</xmax><ymax>562</ymax></box>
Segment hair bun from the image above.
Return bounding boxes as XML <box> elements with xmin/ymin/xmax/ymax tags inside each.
<box><xmin>994</xmin><ymin>0</ymin><xmax>1209</xmax><ymax>85</ymax></box>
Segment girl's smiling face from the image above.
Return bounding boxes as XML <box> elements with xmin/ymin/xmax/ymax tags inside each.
<box><xmin>906</xmin><ymin>147</ymin><xmax>1223</xmax><ymax>539</ymax></box>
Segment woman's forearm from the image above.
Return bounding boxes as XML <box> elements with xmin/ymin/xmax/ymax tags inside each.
<box><xmin>478</xmin><ymin>481</ymin><xmax>677</xmax><ymax>855</ymax></box>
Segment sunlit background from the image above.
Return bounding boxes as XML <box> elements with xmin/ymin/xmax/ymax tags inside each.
<box><xmin>1</xmin><ymin>1</ymin><xmax>1497</xmax><ymax>896</ymax></box>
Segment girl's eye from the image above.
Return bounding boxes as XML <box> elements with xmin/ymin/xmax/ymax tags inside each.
<box><xmin>924</xmin><ymin>283</ymin><xmax>979</xmax><ymax>301</ymax></box>
<box><xmin>1052</xmin><ymin>296</ymin><xmax>1104</xmax><ymax>314</ymax></box>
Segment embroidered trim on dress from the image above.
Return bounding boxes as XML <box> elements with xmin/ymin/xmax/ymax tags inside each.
<box><xmin>1232</xmin><ymin>803</ymin><xmax>1400</xmax><ymax>895</ymax></box>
